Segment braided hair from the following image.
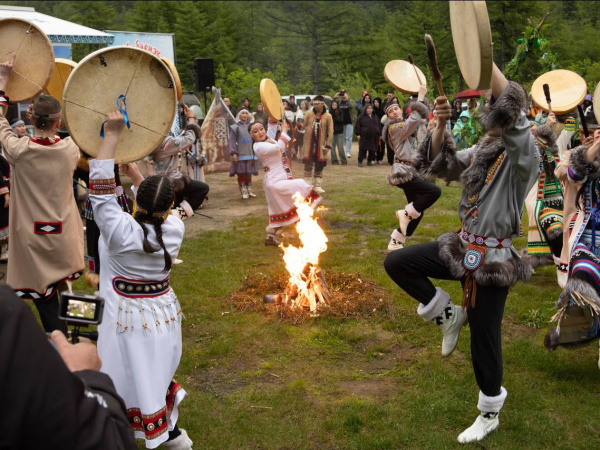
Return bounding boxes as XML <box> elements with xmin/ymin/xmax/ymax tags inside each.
<box><xmin>133</xmin><ymin>175</ymin><xmax>175</xmax><ymax>272</ymax></box>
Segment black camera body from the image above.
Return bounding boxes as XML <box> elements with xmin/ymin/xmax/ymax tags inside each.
<box><xmin>58</xmin><ymin>293</ymin><xmax>105</xmax><ymax>343</ymax></box>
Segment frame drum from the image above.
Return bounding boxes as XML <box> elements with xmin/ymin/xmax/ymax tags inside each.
<box><xmin>260</xmin><ymin>78</ymin><xmax>283</xmax><ymax>121</ymax></box>
<box><xmin>383</xmin><ymin>60</ymin><xmax>426</xmax><ymax>95</ymax></box>
<box><xmin>0</xmin><ymin>18</ymin><xmax>54</xmax><ymax>102</ymax></box>
<box><xmin>531</xmin><ymin>70</ymin><xmax>587</xmax><ymax>114</ymax></box>
<box><xmin>449</xmin><ymin>1</ymin><xmax>493</xmax><ymax>90</ymax></box>
<box><xmin>62</xmin><ymin>46</ymin><xmax>177</xmax><ymax>163</ymax></box>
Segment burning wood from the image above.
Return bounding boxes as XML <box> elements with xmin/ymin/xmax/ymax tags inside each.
<box><xmin>264</xmin><ymin>193</ymin><xmax>330</xmax><ymax>312</ymax></box>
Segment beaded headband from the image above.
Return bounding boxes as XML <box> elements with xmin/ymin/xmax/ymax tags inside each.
<box><xmin>250</xmin><ymin>122</ymin><xmax>264</xmax><ymax>133</ymax></box>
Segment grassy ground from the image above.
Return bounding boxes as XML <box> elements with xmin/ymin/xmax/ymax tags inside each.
<box><xmin>69</xmin><ymin>153</ymin><xmax>600</xmax><ymax>448</ymax></box>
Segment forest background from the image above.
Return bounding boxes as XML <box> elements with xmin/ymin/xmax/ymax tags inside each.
<box><xmin>3</xmin><ymin>1</ymin><xmax>600</xmax><ymax>107</ymax></box>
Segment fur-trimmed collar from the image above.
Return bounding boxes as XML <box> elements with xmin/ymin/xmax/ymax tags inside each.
<box><xmin>460</xmin><ymin>135</ymin><xmax>505</xmax><ymax>196</ymax></box>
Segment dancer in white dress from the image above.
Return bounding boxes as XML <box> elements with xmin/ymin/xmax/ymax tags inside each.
<box><xmin>89</xmin><ymin>111</ymin><xmax>192</xmax><ymax>449</ymax></box>
<box><xmin>250</xmin><ymin>118</ymin><xmax>322</xmax><ymax>245</ymax></box>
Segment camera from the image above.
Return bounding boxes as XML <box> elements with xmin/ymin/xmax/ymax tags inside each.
<box><xmin>59</xmin><ymin>293</ymin><xmax>104</xmax><ymax>325</ymax></box>
<box><xmin>58</xmin><ymin>293</ymin><xmax>104</xmax><ymax>343</ymax></box>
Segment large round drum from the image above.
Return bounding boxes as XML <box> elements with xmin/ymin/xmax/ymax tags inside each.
<box><xmin>44</xmin><ymin>58</ymin><xmax>77</xmax><ymax>105</ymax></box>
<box><xmin>260</xmin><ymin>78</ymin><xmax>283</xmax><ymax>121</ymax></box>
<box><xmin>449</xmin><ymin>1</ymin><xmax>493</xmax><ymax>90</ymax></box>
<box><xmin>383</xmin><ymin>60</ymin><xmax>426</xmax><ymax>95</ymax></box>
<box><xmin>63</xmin><ymin>46</ymin><xmax>177</xmax><ymax>163</ymax></box>
<box><xmin>0</xmin><ymin>18</ymin><xmax>54</xmax><ymax>102</ymax></box>
<box><xmin>531</xmin><ymin>70</ymin><xmax>587</xmax><ymax>114</ymax></box>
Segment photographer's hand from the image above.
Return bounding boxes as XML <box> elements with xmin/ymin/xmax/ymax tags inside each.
<box><xmin>50</xmin><ymin>330</ymin><xmax>102</xmax><ymax>372</ymax></box>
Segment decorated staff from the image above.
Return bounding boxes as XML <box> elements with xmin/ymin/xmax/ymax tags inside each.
<box><xmin>381</xmin><ymin>57</ymin><xmax>439</xmax><ymax>251</ymax></box>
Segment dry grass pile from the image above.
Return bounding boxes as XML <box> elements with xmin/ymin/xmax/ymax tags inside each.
<box><xmin>227</xmin><ymin>268</ymin><xmax>397</xmax><ymax>324</ymax></box>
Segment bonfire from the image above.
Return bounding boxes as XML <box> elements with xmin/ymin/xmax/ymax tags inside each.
<box><xmin>265</xmin><ymin>192</ymin><xmax>331</xmax><ymax>312</ymax></box>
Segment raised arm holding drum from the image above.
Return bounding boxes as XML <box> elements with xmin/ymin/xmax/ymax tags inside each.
<box><xmin>0</xmin><ymin>56</ymin><xmax>84</xmax><ymax>334</ymax></box>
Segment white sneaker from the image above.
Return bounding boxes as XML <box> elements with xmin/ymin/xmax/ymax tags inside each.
<box><xmin>173</xmin><ymin>258</ymin><xmax>183</xmax><ymax>265</ymax></box>
<box><xmin>162</xmin><ymin>428</ymin><xmax>193</xmax><ymax>449</ymax></box>
<box><xmin>457</xmin><ymin>414</ymin><xmax>499</xmax><ymax>444</ymax></box>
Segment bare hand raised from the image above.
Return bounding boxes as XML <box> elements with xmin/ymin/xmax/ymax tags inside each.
<box><xmin>104</xmin><ymin>110</ymin><xmax>126</xmax><ymax>136</ymax></box>
<box><xmin>434</xmin><ymin>96</ymin><xmax>451</xmax><ymax>123</ymax></box>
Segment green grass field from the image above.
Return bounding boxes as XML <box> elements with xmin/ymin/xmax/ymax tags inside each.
<box><xmin>71</xmin><ymin>163</ymin><xmax>599</xmax><ymax>449</ymax></box>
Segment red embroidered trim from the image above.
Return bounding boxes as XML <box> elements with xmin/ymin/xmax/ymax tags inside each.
<box><xmin>89</xmin><ymin>178</ymin><xmax>116</xmax><ymax>195</ymax></box>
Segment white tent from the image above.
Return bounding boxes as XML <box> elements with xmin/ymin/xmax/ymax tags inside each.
<box><xmin>0</xmin><ymin>5</ymin><xmax>114</xmax><ymax>44</ymax></box>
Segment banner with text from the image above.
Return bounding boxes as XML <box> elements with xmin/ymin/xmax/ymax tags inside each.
<box><xmin>105</xmin><ymin>31</ymin><xmax>175</xmax><ymax>62</ymax></box>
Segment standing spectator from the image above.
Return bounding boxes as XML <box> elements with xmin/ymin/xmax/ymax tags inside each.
<box><xmin>356</xmin><ymin>93</ymin><xmax>373</xmax><ymax>116</ymax></box>
<box><xmin>329</xmin><ymin>100</ymin><xmax>346</xmax><ymax>165</ymax></box>
<box><xmin>373</xmin><ymin>97</ymin><xmax>385</xmax><ymax>164</ymax></box>
<box><xmin>238</xmin><ymin>97</ymin><xmax>251</xmax><ymax>113</ymax></box>
<box><xmin>452</xmin><ymin>110</ymin><xmax>473</xmax><ymax>150</ymax></box>
<box><xmin>450</xmin><ymin>100</ymin><xmax>462</xmax><ymax>127</ymax></box>
<box><xmin>223</xmin><ymin>97</ymin><xmax>237</xmax><ymax>117</ymax></box>
<box><xmin>382</xmin><ymin>89</ymin><xmax>395</xmax><ymax>112</ymax></box>
<box><xmin>301</xmin><ymin>95</ymin><xmax>333</xmax><ymax>193</ymax></box>
<box><xmin>355</xmin><ymin>89</ymin><xmax>369</xmax><ymax>115</ymax></box>
<box><xmin>294</xmin><ymin>100</ymin><xmax>309</xmax><ymax>160</ymax></box>
<box><xmin>287</xmin><ymin>94</ymin><xmax>298</xmax><ymax>113</ymax></box>
<box><xmin>0</xmin><ymin>151</ymin><xmax>9</xmax><ymax>261</ymax></box>
<box><xmin>335</xmin><ymin>90</ymin><xmax>355</xmax><ymax>159</ymax></box>
<box><xmin>355</xmin><ymin>104</ymin><xmax>380</xmax><ymax>167</ymax></box>
<box><xmin>253</xmin><ymin>102</ymin><xmax>268</xmax><ymax>128</ymax></box>
<box><xmin>10</xmin><ymin>117</ymin><xmax>26</xmax><ymax>138</ymax></box>
<box><xmin>229</xmin><ymin>109</ymin><xmax>258</xmax><ymax>199</ymax></box>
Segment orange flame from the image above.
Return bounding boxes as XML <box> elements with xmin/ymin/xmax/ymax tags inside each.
<box><xmin>281</xmin><ymin>192</ymin><xmax>328</xmax><ymax>311</ymax></box>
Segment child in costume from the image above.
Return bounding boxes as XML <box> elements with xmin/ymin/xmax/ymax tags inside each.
<box><xmin>250</xmin><ymin>118</ymin><xmax>321</xmax><ymax>245</ymax></box>
<box><xmin>229</xmin><ymin>108</ymin><xmax>259</xmax><ymax>199</ymax></box>
<box><xmin>90</xmin><ymin>110</ymin><xmax>191</xmax><ymax>449</ymax></box>
<box><xmin>0</xmin><ymin>57</ymin><xmax>83</xmax><ymax>333</ymax></box>
<box><xmin>385</xmin><ymin>64</ymin><xmax>538</xmax><ymax>443</ymax></box>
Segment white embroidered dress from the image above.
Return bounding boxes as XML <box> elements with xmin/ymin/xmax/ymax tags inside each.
<box><xmin>89</xmin><ymin>159</ymin><xmax>186</xmax><ymax>449</ymax></box>
<box><xmin>253</xmin><ymin>123</ymin><xmax>321</xmax><ymax>226</ymax></box>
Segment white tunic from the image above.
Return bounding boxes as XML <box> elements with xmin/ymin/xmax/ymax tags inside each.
<box><xmin>253</xmin><ymin>124</ymin><xmax>321</xmax><ymax>226</ymax></box>
<box><xmin>89</xmin><ymin>159</ymin><xmax>186</xmax><ymax>449</ymax></box>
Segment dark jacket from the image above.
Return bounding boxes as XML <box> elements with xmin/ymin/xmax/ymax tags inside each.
<box><xmin>355</xmin><ymin>112</ymin><xmax>380</xmax><ymax>151</ymax></box>
<box><xmin>337</xmin><ymin>99</ymin><xmax>355</xmax><ymax>125</ymax></box>
<box><xmin>373</xmin><ymin>97</ymin><xmax>384</xmax><ymax>122</ymax></box>
<box><xmin>331</xmin><ymin>109</ymin><xmax>344</xmax><ymax>135</ymax></box>
<box><xmin>0</xmin><ymin>285</ymin><xmax>136</xmax><ymax>450</ymax></box>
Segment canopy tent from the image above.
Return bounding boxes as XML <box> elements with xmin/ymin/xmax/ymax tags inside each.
<box><xmin>454</xmin><ymin>88</ymin><xmax>488</xmax><ymax>100</ymax></box>
<box><xmin>0</xmin><ymin>5</ymin><xmax>114</xmax><ymax>44</ymax></box>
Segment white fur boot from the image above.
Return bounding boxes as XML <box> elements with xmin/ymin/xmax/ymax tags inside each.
<box><xmin>396</xmin><ymin>202</ymin><xmax>422</xmax><ymax>235</ymax></box>
<box><xmin>314</xmin><ymin>176</ymin><xmax>325</xmax><ymax>194</ymax></box>
<box><xmin>387</xmin><ymin>229</ymin><xmax>405</xmax><ymax>252</ymax></box>
<box><xmin>161</xmin><ymin>428</ymin><xmax>193</xmax><ymax>449</ymax></box>
<box><xmin>457</xmin><ymin>388</ymin><xmax>507</xmax><ymax>444</ymax></box>
<box><xmin>417</xmin><ymin>287</ymin><xmax>467</xmax><ymax>357</ymax></box>
<box><xmin>246</xmin><ymin>183</ymin><xmax>257</xmax><ymax>198</ymax></box>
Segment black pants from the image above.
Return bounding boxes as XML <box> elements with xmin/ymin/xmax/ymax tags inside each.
<box><xmin>175</xmin><ymin>179</ymin><xmax>209</xmax><ymax>211</ymax></box>
<box><xmin>384</xmin><ymin>241</ymin><xmax>506</xmax><ymax>397</ymax></box>
<box><xmin>303</xmin><ymin>157</ymin><xmax>327</xmax><ymax>177</ymax></box>
<box><xmin>376</xmin><ymin>138</ymin><xmax>385</xmax><ymax>162</ymax></box>
<box><xmin>34</xmin><ymin>294</ymin><xmax>68</xmax><ymax>334</ymax></box>
<box><xmin>358</xmin><ymin>146</ymin><xmax>376</xmax><ymax>163</ymax></box>
<box><xmin>398</xmin><ymin>177</ymin><xmax>442</xmax><ymax>236</ymax></box>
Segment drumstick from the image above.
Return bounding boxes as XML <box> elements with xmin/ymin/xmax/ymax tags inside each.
<box><xmin>424</xmin><ymin>34</ymin><xmax>444</xmax><ymax>97</ymax></box>
<box><xmin>407</xmin><ymin>53</ymin><xmax>424</xmax><ymax>87</ymax></box>
<box><xmin>578</xmin><ymin>105</ymin><xmax>589</xmax><ymax>138</ymax></box>
<box><xmin>543</xmin><ymin>83</ymin><xmax>552</xmax><ymax>114</ymax></box>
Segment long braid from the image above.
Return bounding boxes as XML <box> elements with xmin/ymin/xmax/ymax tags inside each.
<box><xmin>135</xmin><ymin>217</ymin><xmax>158</xmax><ymax>254</ymax></box>
<box><xmin>152</xmin><ymin>217</ymin><xmax>172</xmax><ymax>272</ymax></box>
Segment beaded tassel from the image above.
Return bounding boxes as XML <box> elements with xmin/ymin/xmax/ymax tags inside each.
<box><xmin>137</xmin><ymin>299</ymin><xmax>149</xmax><ymax>337</ymax></box>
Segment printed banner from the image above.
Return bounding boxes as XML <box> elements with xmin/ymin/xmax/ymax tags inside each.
<box><xmin>105</xmin><ymin>31</ymin><xmax>175</xmax><ymax>62</ymax></box>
